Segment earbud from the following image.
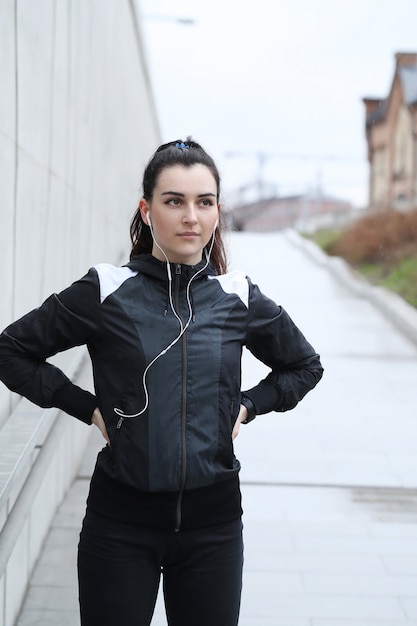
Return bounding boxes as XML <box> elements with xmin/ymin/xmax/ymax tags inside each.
<box><xmin>145</xmin><ymin>211</ymin><xmax>152</xmax><ymax>227</ymax></box>
<box><xmin>214</xmin><ymin>219</ymin><xmax>219</xmax><ymax>230</ymax></box>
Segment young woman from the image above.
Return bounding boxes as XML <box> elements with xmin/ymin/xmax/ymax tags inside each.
<box><xmin>0</xmin><ymin>139</ymin><xmax>323</xmax><ymax>625</ymax></box>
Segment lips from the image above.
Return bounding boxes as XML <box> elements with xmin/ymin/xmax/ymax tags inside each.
<box><xmin>178</xmin><ymin>232</ymin><xmax>199</xmax><ymax>237</ymax></box>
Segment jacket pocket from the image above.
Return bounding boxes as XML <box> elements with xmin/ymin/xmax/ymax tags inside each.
<box><xmin>111</xmin><ymin>416</ymin><xmax>124</xmax><ymax>469</ymax></box>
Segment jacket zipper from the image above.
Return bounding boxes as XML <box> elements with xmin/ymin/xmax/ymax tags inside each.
<box><xmin>111</xmin><ymin>416</ymin><xmax>124</xmax><ymax>468</ymax></box>
<box><xmin>174</xmin><ymin>263</ymin><xmax>187</xmax><ymax>532</ymax></box>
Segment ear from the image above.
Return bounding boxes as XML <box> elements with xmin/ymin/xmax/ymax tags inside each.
<box><xmin>139</xmin><ymin>199</ymin><xmax>151</xmax><ymax>226</ymax></box>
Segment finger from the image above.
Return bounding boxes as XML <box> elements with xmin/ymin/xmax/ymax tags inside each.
<box><xmin>92</xmin><ymin>411</ymin><xmax>110</xmax><ymax>445</ymax></box>
<box><xmin>101</xmin><ymin>426</ymin><xmax>110</xmax><ymax>445</ymax></box>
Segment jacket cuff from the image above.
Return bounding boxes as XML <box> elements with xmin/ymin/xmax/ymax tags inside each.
<box><xmin>53</xmin><ymin>383</ymin><xmax>97</xmax><ymax>424</ymax></box>
<box><xmin>240</xmin><ymin>394</ymin><xmax>257</xmax><ymax>424</ymax></box>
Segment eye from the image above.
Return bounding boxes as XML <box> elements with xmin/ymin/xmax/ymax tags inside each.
<box><xmin>199</xmin><ymin>198</ymin><xmax>215</xmax><ymax>207</ymax></box>
<box><xmin>166</xmin><ymin>197</ymin><xmax>182</xmax><ymax>207</ymax></box>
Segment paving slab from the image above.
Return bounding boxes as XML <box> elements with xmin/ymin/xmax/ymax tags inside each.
<box><xmin>16</xmin><ymin>476</ymin><xmax>417</xmax><ymax>625</ymax></box>
<box><xmin>312</xmin><ymin>622</ymin><xmax>417</xmax><ymax>626</ymax></box>
<box><xmin>15</xmin><ymin>231</ymin><xmax>417</xmax><ymax>625</ymax></box>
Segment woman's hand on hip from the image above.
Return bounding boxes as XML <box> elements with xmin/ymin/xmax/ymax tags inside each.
<box><xmin>232</xmin><ymin>405</ymin><xmax>248</xmax><ymax>441</ymax></box>
<box><xmin>91</xmin><ymin>407</ymin><xmax>110</xmax><ymax>445</ymax></box>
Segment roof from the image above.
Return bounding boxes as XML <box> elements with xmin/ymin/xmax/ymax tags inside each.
<box><xmin>366</xmin><ymin>99</ymin><xmax>387</xmax><ymax>125</ymax></box>
<box><xmin>399</xmin><ymin>65</ymin><xmax>417</xmax><ymax>105</ymax></box>
<box><xmin>365</xmin><ymin>60</ymin><xmax>417</xmax><ymax>127</ymax></box>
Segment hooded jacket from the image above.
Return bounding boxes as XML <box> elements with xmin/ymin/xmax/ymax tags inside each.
<box><xmin>0</xmin><ymin>254</ymin><xmax>323</xmax><ymax>519</ymax></box>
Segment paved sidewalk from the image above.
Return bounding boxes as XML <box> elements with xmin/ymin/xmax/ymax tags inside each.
<box><xmin>16</xmin><ymin>232</ymin><xmax>417</xmax><ymax>625</ymax></box>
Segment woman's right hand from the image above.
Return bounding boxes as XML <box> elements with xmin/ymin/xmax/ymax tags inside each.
<box><xmin>91</xmin><ymin>407</ymin><xmax>110</xmax><ymax>445</ymax></box>
<box><xmin>232</xmin><ymin>404</ymin><xmax>248</xmax><ymax>441</ymax></box>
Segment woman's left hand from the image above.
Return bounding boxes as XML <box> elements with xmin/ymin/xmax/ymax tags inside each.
<box><xmin>91</xmin><ymin>407</ymin><xmax>110</xmax><ymax>445</ymax></box>
<box><xmin>232</xmin><ymin>405</ymin><xmax>248</xmax><ymax>440</ymax></box>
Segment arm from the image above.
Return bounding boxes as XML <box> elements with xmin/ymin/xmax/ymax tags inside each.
<box><xmin>241</xmin><ymin>280</ymin><xmax>324</xmax><ymax>421</ymax></box>
<box><xmin>0</xmin><ymin>269</ymin><xmax>101</xmax><ymax>424</ymax></box>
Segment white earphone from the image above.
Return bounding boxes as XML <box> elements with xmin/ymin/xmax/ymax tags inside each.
<box><xmin>113</xmin><ymin>207</ymin><xmax>218</xmax><ymax>420</ymax></box>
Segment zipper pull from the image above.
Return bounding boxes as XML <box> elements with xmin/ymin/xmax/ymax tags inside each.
<box><xmin>116</xmin><ymin>416</ymin><xmax>124</xmax><ymax>429</ymax></box>
<box><xmin>175</xmin><ymin>264</ymin><xmax>181</xmax><ymax>275</ymax></box>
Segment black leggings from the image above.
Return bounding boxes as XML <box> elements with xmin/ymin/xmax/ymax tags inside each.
<box><xmin>78</xmin><ymin>509</ymin><xmax>243</xmax><ymax>626</ymax></box>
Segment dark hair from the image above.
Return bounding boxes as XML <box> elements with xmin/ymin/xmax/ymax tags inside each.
<box><xmin>130</xmin><ymin>138</ymin><xmax>227</xmax><ymax>274</ymax></box>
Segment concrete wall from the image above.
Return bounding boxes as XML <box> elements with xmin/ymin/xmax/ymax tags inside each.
<box><xmin>0</xmin><ymin>1</ymin><xmax>160</xmax><ymax>623</ymax></box>
<box><xmin>0</xmin><ymin>0</ymin><xmax>160</xmax><ymax>425</ymax></box>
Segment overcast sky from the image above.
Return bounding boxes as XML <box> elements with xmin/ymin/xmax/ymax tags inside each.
<box><xmin>138</xmin><ymin>0</ymin><xmax>417</xmax><ymax>208</ymax></box>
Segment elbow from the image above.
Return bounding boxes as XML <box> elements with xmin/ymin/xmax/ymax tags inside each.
<box><xmin>305</xmin><ymin>352</ymin><xmax>324</xmax><ymax>386</ymax></box>
<box><xmin>304</xmin><ymin>361</ymin><xmax>324</xmax><ymax>393</ymax></box>
<box><xmin>313</xmin><ymin>362</ymin><xmax>324</xmax><ymax>385</ymax></box>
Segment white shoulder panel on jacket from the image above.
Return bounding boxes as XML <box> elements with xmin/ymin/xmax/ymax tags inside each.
<box><xmin>94</xmin><ymin>264</ymin><xmax>138</xmax><ymax>303</ymax></box>
<box><xmin>208</xmin><ymin>270</ymin><xmax>249</xmax><ymax>309</ymax></box>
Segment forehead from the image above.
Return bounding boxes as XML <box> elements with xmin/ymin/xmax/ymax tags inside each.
<box><xmin>155</xmin><ymin>164</ymin><xmax>217</xmax><ymax>194</ymax></box>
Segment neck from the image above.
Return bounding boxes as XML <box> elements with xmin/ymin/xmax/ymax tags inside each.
<box><xmin>151</xmin><ymin>246</ymin><xmax>203</xmax><ymax>267</ymax></box>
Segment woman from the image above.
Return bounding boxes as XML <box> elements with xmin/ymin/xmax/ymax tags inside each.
<box><xmin>0</xmin><ymin>139</ymin><xmax>323</xmax><ymax>625</ymax></box>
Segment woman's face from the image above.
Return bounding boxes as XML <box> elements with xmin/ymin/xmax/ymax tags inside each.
<box><xmin>140</xmin><ymin>164</ymin><xmax>220</xmax><ymax>266</ymax></box>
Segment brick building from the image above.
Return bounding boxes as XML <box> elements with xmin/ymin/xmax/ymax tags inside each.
<box><xmin>363</xmin><ymin>52</ymin><xmax>417</xmax><ymax>211</ymax></box>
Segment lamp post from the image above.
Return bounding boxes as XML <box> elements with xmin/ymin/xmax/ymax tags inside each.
<box><xmin>141</xmin><ymin>13</ymin><xmax>195</xmax><ymax>26</ymax></box>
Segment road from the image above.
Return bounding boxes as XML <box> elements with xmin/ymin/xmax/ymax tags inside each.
<box><xmin>17</xmin><ymin>231</ymin><xmax>417</xmax><ymax>625</ymax></box>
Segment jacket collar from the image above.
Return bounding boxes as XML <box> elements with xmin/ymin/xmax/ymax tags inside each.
<box><xmin>126</xmin><ymin>253</ymin><xmax>216</xmax><ymax>283</ymax></box>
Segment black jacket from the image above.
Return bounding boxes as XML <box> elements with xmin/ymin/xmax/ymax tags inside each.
<box><xmin>0</xmin><ymin>254</ymin><xmax>323</xmax><ymax>497</ymax></box>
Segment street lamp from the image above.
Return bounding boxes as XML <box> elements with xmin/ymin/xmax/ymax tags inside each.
<box><xmin>141</xmin><ymin>14</ymin><xmax>196</xmax><ymax>26</ymax></box>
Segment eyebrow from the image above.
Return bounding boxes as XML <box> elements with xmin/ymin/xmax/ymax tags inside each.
<box><xmin>160</xmin><ymin>191</ymin><xmax>217</xmax><ymax>198</ymax></box>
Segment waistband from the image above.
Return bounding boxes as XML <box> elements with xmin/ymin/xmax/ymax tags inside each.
<box><xmin>86</xmin><ymin>465</ymin><xmax>243</xmax><ymax>531</ymax></box>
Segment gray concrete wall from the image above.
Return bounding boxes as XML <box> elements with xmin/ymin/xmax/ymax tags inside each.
<box><xmin>0</xmin><ymin>2</ymin><xmax>160</xmax><ymax>623</ymax></box>
<box><xmin>0</xmin><ymin>0</ymin><xmax>160</xmax><ymax>424</ymax></box>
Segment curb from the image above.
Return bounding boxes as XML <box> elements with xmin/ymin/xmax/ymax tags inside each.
<box><xmin>285</xmin><ymin>229</ymin><xmax>417</xmax><ymax>349</ymax></box>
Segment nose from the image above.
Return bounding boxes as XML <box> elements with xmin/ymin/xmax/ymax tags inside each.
<box><xmin>183</xmin><ymin>203</ymin><xmax>198</xmax><ymax>225</ymax></box>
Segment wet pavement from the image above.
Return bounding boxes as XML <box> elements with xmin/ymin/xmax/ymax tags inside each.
<box><xmin>16</xmin><ymin>231</ymin><xmax>417</xmax><ymax>625</ymax></box>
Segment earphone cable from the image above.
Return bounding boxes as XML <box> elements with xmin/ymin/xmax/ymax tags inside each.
<box><xmin>113</xmin><ymin>224</ymin><xmax>217</xmax><ymax>419</ymax></box>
